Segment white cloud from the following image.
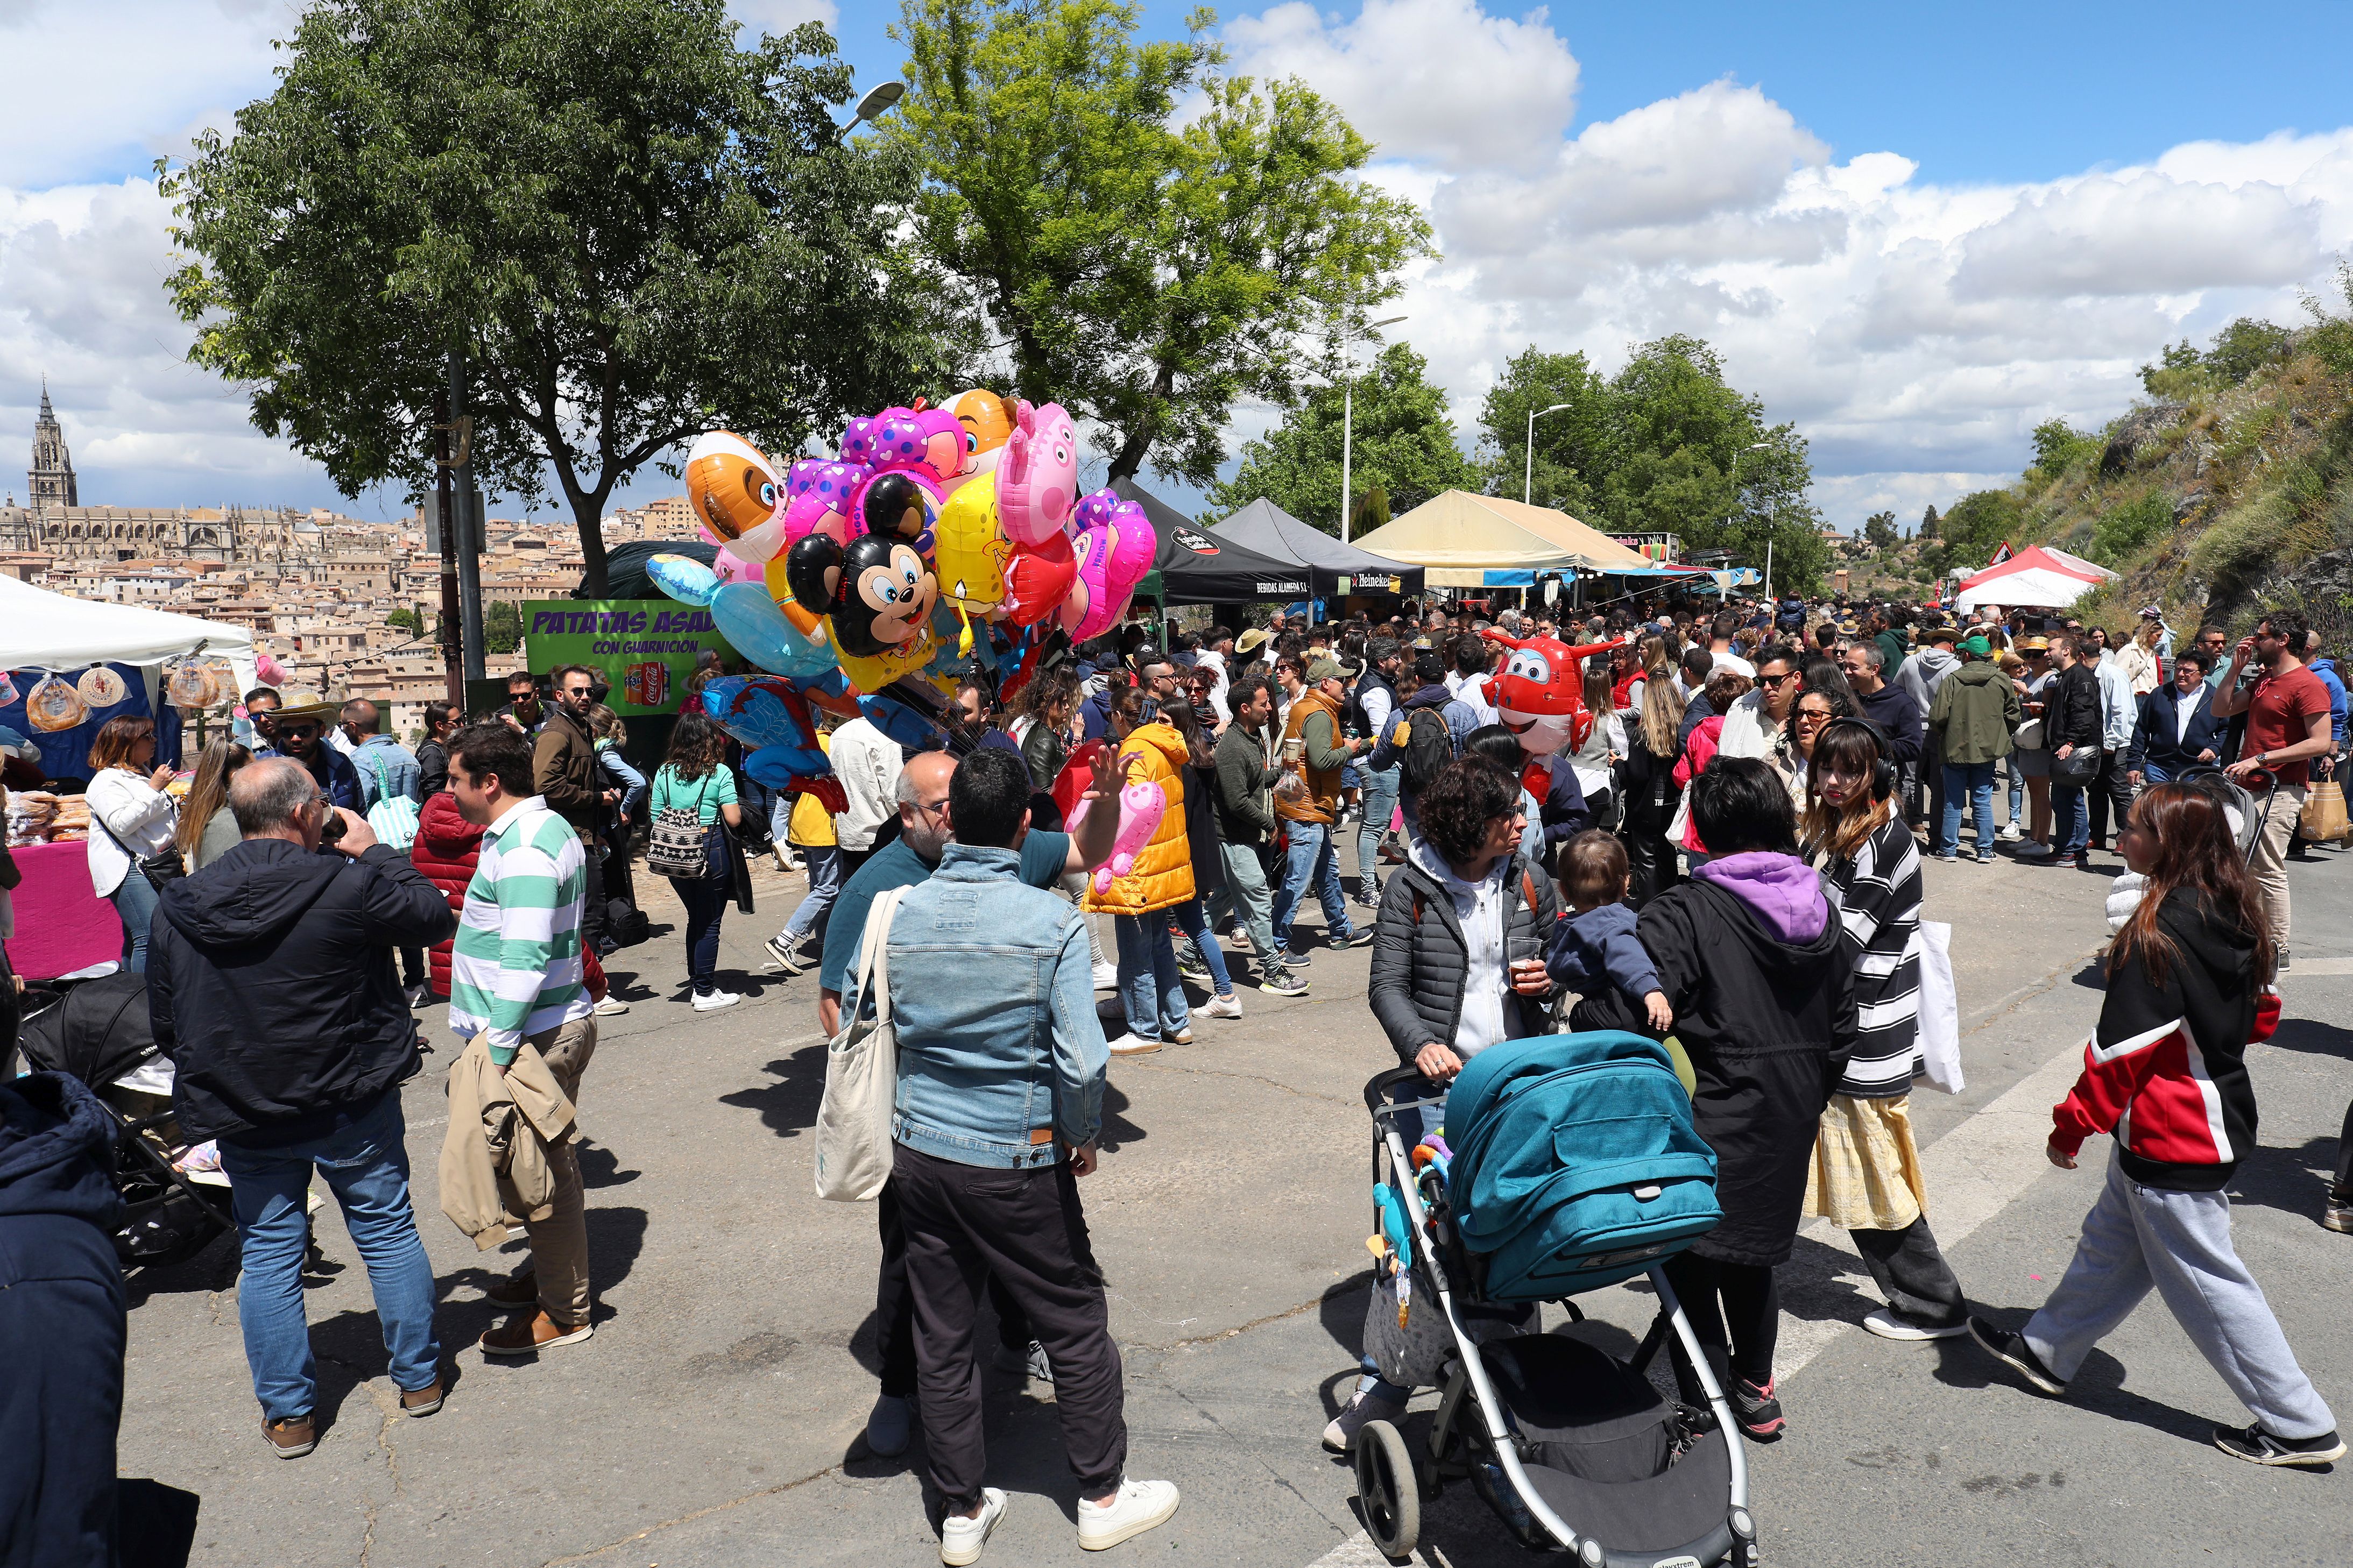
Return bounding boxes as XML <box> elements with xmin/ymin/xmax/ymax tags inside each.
<box><xmin>1225</xmin><ymin>0</ymin><xmax>1578</xmax><ymax>175</ymax></box>
<box><xmin>727</xmin><ymin>0</ymin><xmax>839</xmax><ymax>38</ymax></box>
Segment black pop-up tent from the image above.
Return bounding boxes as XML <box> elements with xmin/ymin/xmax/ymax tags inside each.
<box><xmin>1111</xmin><ymin>479</ymin><xmax>1311</xmax><ymax>605</ymax></box>
<box><xmin>1209</xmin><ymin>497</ymin><xmax>1425</xmax><ymax>599</ymax></box>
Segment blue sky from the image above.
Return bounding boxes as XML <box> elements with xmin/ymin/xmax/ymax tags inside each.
<box><xmin>6</xmin><ymin>0</ymin><xmax>2352</xmax><ymax>538</ymax></box>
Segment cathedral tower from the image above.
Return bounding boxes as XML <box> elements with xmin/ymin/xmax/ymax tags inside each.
<box><xmin>29</xmin><ymin>380</ymin><xmax>77</xmax><ymax>510</ymax></box>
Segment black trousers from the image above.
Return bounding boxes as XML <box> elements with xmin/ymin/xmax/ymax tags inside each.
<box><xmin>1663</xmin><ymin>1251</ymin><xmax>1779</xmax><ymax>1396</ymax></box>
<box><xmin>1621</xmin><ymin>827</ymin><xmax>1681</xmax><ymax>910</ymax></box>
<box><xmin>876</xmin><ymin>1175</ymin><xmax>1033</xmax><ymax>1399</ymax></box>
<box><xmin>0</xmin><ymin>1215</ymin><xmax>125</xmax><ymax>1568</ymax></box>
<box><xmin>1852</xmin><ymin>1216</ymin><xmax>1967</xmax><ymax>1328</ymax></box>
<box><xmin>2332</xmin><ymin>1098</ymin><xmax>2353</xmax><ymax>1198</ymax></box>
<box><xmin>577</xmin><ymin>825</ymin><xmax>609</xmax><ymax>952</ymax></box>
<box><xmin>2085</xmin><ymin>747</ymin><xmax>2133</xmax><ymax>848</ymax></box>
<box><xmin>893</xmin><ymin>1147</ymin><xmax>1125</xmax><ymax>1514</ymax></box>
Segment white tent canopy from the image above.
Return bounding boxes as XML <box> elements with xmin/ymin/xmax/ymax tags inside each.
<box><xmin>1951</xmin><ymin>545</ymin><xmax>2117</xmax><ymax>613</ymax></box>
<box><xmin>0</xmin><ymin>574</ymin><xmax>258</xmax><ymax>711</ymax></box>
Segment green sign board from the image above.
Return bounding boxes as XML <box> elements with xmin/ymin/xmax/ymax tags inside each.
<box><xmin>524</xmin><ymin>600</ymin><xmax>737</xmax><ymax>715</ymax></box>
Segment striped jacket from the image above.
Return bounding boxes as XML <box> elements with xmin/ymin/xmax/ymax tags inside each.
<box><xmin>1821</xmin><ymin>813</ymin><xmax>1923</xmax><ymax>1097</ymax></box>
<box><xmin>448</xmin><ymin>796</ymin><xmax>591</xmax><ymax>1065</ymax></box>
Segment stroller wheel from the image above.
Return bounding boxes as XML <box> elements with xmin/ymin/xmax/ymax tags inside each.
<box><xmin>1352</xmin><ymin>1418</ymin><xmax>1420</xmax><ymax>1560</ymax></box>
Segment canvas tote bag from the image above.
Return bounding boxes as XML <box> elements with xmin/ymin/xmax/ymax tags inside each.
<box><xmin>813</xmin><ymin>886</ymin><xmax>909</xmax><ymax>1201</ymax></box>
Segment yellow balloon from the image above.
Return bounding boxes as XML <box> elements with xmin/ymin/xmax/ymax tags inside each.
<box><xmin>835</xmin><ymin>633</ymin><xmax>938</xmax><ymax>696</ymax></box>
<box><xmin>933</xmin><ymin>477</ymin><xmax>1012</xmax><ymax>611</ymax></box>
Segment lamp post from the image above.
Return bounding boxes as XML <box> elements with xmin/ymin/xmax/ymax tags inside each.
<box><xmin>1728</xmin><ymin>441</ymin><xmax>1771</xmax><ymax>596</ymax></box>
<box><xmin>1524</xmin><ymin>402</ymin><xmax>1573</xmax><ymax>506</ymax></box>
<box><xmin>1339</xmin><ymin>314</ymin><xmax>1405</xmax><ymax>542</ymax></box>
<box><xmin>835</xmin><ymin>80</ymin><xmax>905</xmax><ymax>141</ymax></box>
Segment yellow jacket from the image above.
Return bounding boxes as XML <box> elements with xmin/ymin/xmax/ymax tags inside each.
<box><xmin>439</xmin><ymin>1033</ymin><xmax>579</xmax><ymax>1250</ymax></box>
<box><xmin>1084</xmin><ymin>721</ymin><xmax>1195</xmax><ymax>916</ymax></box>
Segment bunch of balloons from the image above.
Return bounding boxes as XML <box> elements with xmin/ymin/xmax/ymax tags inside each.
<box><xmin>653</xmin><ymin>389</ymin><xmax>1157</xmax><ymax>797</ymax></box>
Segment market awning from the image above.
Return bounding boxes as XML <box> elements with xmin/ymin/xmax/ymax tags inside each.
<box><xmin>0</xmin><ymin>574</ymin><xmax>254</xmax><ymax>670</ymax></box>
<box><xmin>1952</xmin><ymin>545</ymin><xmax>2116</xmax><ymax>612</ymax></box>
<box><xmin>1351</xmin><ymin>491</ymin><xmax>1651</xmax><ymax>585</ymax></box>
<box><xmin>1112</xmin><ymin>480</ymin><xmax>1312</xmax><ymax>605</ymax></box>
<box><xmin>1206</xmin><ymin>498</ymin><xmax>1424</xmax><ymax>598</ymax></box>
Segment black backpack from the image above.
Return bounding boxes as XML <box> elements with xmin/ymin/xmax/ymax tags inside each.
<box><xmin>1395</xmin><ymin>707</ymin><xmax>1457</xmax><ymax>796</ymax></box>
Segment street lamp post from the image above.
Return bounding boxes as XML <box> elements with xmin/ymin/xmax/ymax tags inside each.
<box><xmin>1524</xmin><ymin>402</ymin><xmax>1573</xmax><ymax>507</ymax></box>
<box><xmin>835</xmin><ymin>80</ymin><xmax>905</xmax><ymax>141</ymax></box>
<box><xmin>1728</xmin><ymin>441</ymin><xmax>1771</xmax><ymax>596</ymax></box>
<box><xmin>1339</xmin><ymin>314</ymin><xmax>1405</xmax><ymax>543</ymax></box>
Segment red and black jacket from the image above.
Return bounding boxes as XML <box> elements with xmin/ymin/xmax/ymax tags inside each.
<box><xmin>2051</xmin><ymin>889</ymin><xmax>2274</xmax><ymax>1191</ymax></box>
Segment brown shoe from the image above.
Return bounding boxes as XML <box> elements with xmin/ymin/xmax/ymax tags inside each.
<box><xmin>479</xmin><ymin>1309</ymin><xmax>593</xmax><ymax>1358</ymax></box>
<box><xmin>263</xmin><ymin>1414</ymin><xmax>317</xmax><ymax>1459</ymax></box>
<box><xmin>399</xmin><ymin>1377</ymin><xmax>445</xmax><ymax>1417</ymax></box>
<box><xmin>483</xmin><ymin>1271</ymin><xmax>538</xmax><ymax>1310</ymax></box>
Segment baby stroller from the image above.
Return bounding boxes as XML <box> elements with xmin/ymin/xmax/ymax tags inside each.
<box><xmin>15</xmin><ymin>974</ymin><xmax>232</xmax><ymax>1270</ymax></box>
<box><xmin>1352</xmin><ymin>1032</ymin><xmax>1758</xmax><ymax>1567</ymax></box>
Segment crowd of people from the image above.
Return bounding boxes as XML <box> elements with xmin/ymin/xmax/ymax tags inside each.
<box><xmin>7</xmin><ymin>581</ymin><xmax>2353</xmax><ymax>1567</ymax></box>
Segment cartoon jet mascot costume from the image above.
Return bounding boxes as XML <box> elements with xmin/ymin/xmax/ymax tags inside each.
<box><xmin>1480</xmin><ymin>628</ymin><xmax>1623</xmax><ymax>862</ymax></box>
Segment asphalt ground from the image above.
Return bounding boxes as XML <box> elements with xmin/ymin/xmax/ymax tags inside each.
<box><xmin>108</xmin><ymin>820</ymin><xmax>2353</xmax><ymax>1567</ymax></box>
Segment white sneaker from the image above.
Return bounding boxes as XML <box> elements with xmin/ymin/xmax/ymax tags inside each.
<box><xmin>1862</xmin><ymin>1306</ymin><xmax>1968</xmax><ymax>1341</ymax></box>
<box><xmin>404</xmin><ymin>982</ymin><xmax>433</xmax><ymax>1009</ymax></box>
<box><xmin>591</xmin><ymin>996</ymin><xmax>630</xmax><ymax>1017</ymax></box>
<box><xmin>691</xmin><ymin>990</ymin><xmax>742</xmax><ymax>1012</ymax></box>
<box><xmin>1106</xmin><ymin>1033</ymin><xmax>1162</xmax><ymax>1056</ymax></box>
<box><xmin>1996</xmin><ymin>822</ymin><xmax>2023</xmax><ymax>842</ymax></box>
<box><xmin>1076</xmin><ymin>1478</ymin><xmax>1179</xmax><ymax>1552</ymax></box>
<box><xmin>1092</xmin><ymin>960</ymin><xmax>1119</xmax><ymax>992</ymax></box>
<box><xmin>1200</xmin><ymin>992</ymin><xmax>1243</xmax><ymax>1020</ymax></box>
<box><xmin>941</xmin><ymin>1487</ymin><xmax>1007</xmax><ymax>1565</ymax></box>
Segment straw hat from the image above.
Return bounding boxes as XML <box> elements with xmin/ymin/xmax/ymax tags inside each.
<box><xmin>2016</xmin><ymin>634</ymin><xmax>2051</xmax><ymax>654</ymax></box>
<box><xmin>1235</xmin><ymin>627</ymin><xmax>1271</xmax><ymax>656</ymax></box>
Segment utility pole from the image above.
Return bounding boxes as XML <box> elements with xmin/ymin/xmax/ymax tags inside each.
<box><xmin>448</xmin><ymin>351</ymin><xmax>486</xmax><ymax>682</ymax></box>
<box><xmin>433</xmin><ymin>391</ymin><xmax>463</xmax><ymax>706</ymax></box>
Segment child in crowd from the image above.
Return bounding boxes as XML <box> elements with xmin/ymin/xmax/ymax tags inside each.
<box><xmin>1546</xmin><ymin>831</ymin><xmax>1674</xmax><ymax>1032</ymax></box>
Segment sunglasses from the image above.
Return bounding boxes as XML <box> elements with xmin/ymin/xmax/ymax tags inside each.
<box><xmin>281</xmin><ymin>724</ymin><xmax>321</xmax><ymax>739</ymax></box>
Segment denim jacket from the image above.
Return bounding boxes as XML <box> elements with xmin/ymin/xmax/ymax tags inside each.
<box><xmin>864</xmin><ymin>843</ymin><xmax>1107</xmax><ymax>1169</ymax></box>
<box><xmin>351</xmin><ymin>735</ymin><xmax>422</xmax><ymax>808</ymax></box>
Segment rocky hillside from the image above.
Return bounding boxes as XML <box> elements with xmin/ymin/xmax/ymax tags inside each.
<box><xmin>1959</xmin><ymin>266</ymin><xmax>2353</xmax><ymax>639</ymax></box>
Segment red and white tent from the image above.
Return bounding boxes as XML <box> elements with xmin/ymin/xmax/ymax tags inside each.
<box><xmin>1952</xmin><ymin>544</ymin><xmax>2116</xmax><ymax>613</ymax></box>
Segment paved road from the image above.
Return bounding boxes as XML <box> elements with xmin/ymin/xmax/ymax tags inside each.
<box><xmin>111</xmin><ymin>835</ymin><xmax>2353</xmax><ymax>1567</ymax></box>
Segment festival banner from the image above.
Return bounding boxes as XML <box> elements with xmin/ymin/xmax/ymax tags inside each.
<box><xmin>524</xmin><ymin>600</ymin><xmax>738</xmax><ymax>715</ymax></box>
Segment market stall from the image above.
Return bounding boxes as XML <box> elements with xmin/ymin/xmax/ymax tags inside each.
<box><xmin>1110</xmin><ymin>480</ymin><xmax>1311</xmax><ymax>607</ymax></box>
<box><xmin>1207</xmin><ymin>498</ymin><xmax>1426</xmax><ymax>599</ymax></box>
<box><xmin>1952</xmin><ymin>545</ymin><xmax>2116</xmax><ymax>614</ymax></box>
<box><xmin>0</xmin><ymin>577</ymin><xmax>257</xmax><ymax>981</ymax></box>
<box><xmin>1352</xmin><ymin>491</ymin><xmax>1652</xmax><ymax>586</ymax></box>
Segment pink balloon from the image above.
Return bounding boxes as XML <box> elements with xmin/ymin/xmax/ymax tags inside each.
<box><xmin>1059</xmin><ymin>521</ymin><xmax>1120</xmax><ymax>642</ymax></box>
<box><xmin>997</xmin><ymin>401</ymin><xmax>1079</xmax><ymax>547</ymax></box>
<box><xmin>697</xmin><ymin>524</ymin><xmax>762</xmax><ymax>584</ymax></box>
<box><xmin>786</xmin><ymin>458</ymin><xmax>829</xmax><ymax>498</ymax></box>
<box><xmin>1103</xmin><ymin>500</ymin><xmax>1155</xmax><ymax>602</ymax></box>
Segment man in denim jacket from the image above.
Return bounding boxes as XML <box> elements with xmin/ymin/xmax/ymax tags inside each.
<box><xmin>853</xmin><ymin>748</ymin><xmax>1178</xmax><ymax>1562</ymax></box>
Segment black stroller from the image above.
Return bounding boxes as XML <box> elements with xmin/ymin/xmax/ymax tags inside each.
<box><xmin>1351</xmin><ymin>1033</ymin><xmax>1758</xmax><ymax>1568</ymax></box>
<box><xmin>15</xmin><ymin>974</ymin><xmax>232</xmax><ymax>1269</ymax></box>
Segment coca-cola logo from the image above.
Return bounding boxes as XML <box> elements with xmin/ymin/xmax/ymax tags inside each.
<box><xmin>1175</xmin><ymin>528</ymin><xmax>1219</xmax><ymax>555</ymax></box>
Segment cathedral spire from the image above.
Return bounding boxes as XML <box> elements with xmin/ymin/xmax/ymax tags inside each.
<box><xmin>38</xmin><ymin>378</ymin><xmax>53</xmax><ymax>422</ymax></box>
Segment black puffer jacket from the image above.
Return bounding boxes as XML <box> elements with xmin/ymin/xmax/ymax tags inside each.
<box><xmin>1369</xmin><ymin>849</ymin><xmax>1561</xmax><ymax>1068</ymax></box>
<box><xmin>1570</xmin><ymin>855</ymin><xmax>1857</xmax><ymax>1267</ymax></box>
<box><xmin>149</xmin><ymin>838</ymin><xmax>455</xmax><ymax>1145</ymax></box>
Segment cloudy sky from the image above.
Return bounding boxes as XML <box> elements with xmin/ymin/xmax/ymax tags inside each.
<box><xmin>6</xmin><ymin>0</ymin><xmax>2353</xmax><ymax>537</ymax></box>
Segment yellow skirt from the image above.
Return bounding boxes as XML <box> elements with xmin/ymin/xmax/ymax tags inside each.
<box><xmin>1804</xmin><ymin>1092</ymin><xmax>1928</xmax><ymax>1231</ymax></box>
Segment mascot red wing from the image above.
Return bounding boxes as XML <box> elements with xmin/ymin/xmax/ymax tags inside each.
<box><xmin>1481</xmin><ymin>628</ymin><xmax>1626</xmax><ymax>804</ymax></box>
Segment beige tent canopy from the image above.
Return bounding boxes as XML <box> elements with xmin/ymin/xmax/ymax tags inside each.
<box><xmin>1352</xmin><ymin>491</ymin><xmax>1651</xmax><ymax>586</ymax></box>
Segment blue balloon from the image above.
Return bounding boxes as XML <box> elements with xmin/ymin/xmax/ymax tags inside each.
<box><xmin>742</xmin><ymin>742</ymin><xmax>831</xmax><ymax>790</ymax></box>
<box><xmin>646</xmin><ymin>552</ymin><xmax>720</xmax><ymax>607</ymax></box>
<box><xmin>710</xmin><ymin>582</ymin><xmax>836</xmax><ymax>679</ymax></box>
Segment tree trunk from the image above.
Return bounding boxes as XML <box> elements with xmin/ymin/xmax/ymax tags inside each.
<box><xmin>574</xmin><ymin>496</ymin><xmax>610</xmax><ymax>599</ymax></box>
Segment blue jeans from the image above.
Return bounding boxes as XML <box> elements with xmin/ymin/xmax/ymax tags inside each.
<box><xmin>220</xmin><ymin>1092</ymin><xmax>441</xmax><ymax>1421</ymax></box>
<box><xmin>2142</xmin><ymin>761</ymin><xmax>2174</xmax><ymax>785</ymax></box>
<box><xmin>2052</xmin><ymin>781</ymin><xmax>2090</xmax><ymax>857</ymax></box>
<box><xmin>1355</xmin><ymin>764</ymin><xmax>1401</xmax><ymax>901</ymax></box>
<box><xmin>1114</xmin><ymin>910</ymin><xmax>1189</xmax><ymax>1041</ymax></box>
<box><xmin>2008</xmin><ymin>758</ymin><xmax>2024</xmax><ymax>826</ymax></box>
<box><xmin>1939</xmin><ymin>761</ymin><xmax>1997</xmax><ymax>857</ymax></box>
<box><xmin>781</xmin><ymin>844</ymin><xmax>842</xmax><ymax>946</ymax></box>
<box><xmin>1271</xmin><ymin>821</ymin><xmax>1354</xmax><ymax>953</ymax></box>
<box><xmin>110</xmin><ymin>867</ymin><xmax>159</xmax><ymax>974</ymax></box>
<box><xmin>1168</xmin><ymin>897</ymin><xmax>1233</xmax><ymax>997</ymax></box>
<box><xmin>672</xmin><ymin>826</ymin><xmax>730</xmax><ymax>994</ymax></box>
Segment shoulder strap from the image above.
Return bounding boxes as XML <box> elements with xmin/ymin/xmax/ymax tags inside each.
<box><xmin>866</xmin><ymin>886</ymin><xmax>906</xmax><ymax>1031</ymax></box>
<box><xmin>1521</xmin><ymin>868</ymin><xmax>1542</xmax><ymax>917</ymax></box>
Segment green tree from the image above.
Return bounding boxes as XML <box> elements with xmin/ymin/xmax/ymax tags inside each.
<box><xmin>2203</xmin><ymin>317</ymin><xmax>2293</xmax><ymax>385</ymax></box>
<box><xmin>1919</xmin><ymin>503</ymin><xmax>1939</xmax><ymax>540</ymax></box>
<box><xmin>1205</xmin><ymin>342</ymin><xmax>1472</xmax><ymax>530</ymax></box>
<box><xmin>888</xmin><ymin>0</ymin><xmax>1432</xmax><ymax>486</ymax></box>
<box><xmin>164</xmin><ymin>0</ymin><xmax>957</xmax><ymax>596</ymax></box>
<box><xmin>484</xmin><ymin>600</ymin><xmax>522</xmax><ymax>656</ymax></box>
<box><xmin>1473</xmin><ymin>347</ymin><xmax>1611</xmax><ymax>515</ymax></box>
<box><xmin>385</xmin><ymin>607</ymin><xmax>423</xmax><ymax>638</ymax></box>
<box><xmin>2030</xmin><ymin>418</ymin><xmax>2099</xmax><ymax>479</ymax></box>
<box><xmin>1863</xmin><ymin>510</ymin><xmax>1898</xmax><ymax>551</ymax></box>
<box><xmin>1935</xmin><ymin>489</ymin><xmax>2024</xmax><ymax>571</ymax></box>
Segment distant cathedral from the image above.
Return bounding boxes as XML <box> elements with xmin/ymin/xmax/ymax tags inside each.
<box><xmin>1</xmin><ymin>384</ymin><xmax>320</xmax><ymax>564</ymax></box>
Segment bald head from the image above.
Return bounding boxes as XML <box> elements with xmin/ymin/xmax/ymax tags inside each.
<box><xmin>895</xmin><ymin>750</ymin><xmax>959</xmax><ymax>863</ymax></box>
<box><xmin>340</xmin><ymin>698</ymin><xmax>378</xmax><ymax>739</ymax></box>
<box><xmin>232</xmin><ymin>756</ymin><xmax>322</xmax><ymax>844</ymax></box>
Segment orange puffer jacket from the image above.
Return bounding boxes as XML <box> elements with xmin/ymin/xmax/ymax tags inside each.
<box><xmin>1083</xmin><ymin>722</ymin><xmax>1196</xmax><ymax>916</ymax></box>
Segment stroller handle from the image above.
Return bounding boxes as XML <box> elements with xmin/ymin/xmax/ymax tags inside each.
<box><xmin>1363</xmin><ymin>1064</ymin><xmax>1438</xmax><ymax>1115</ymax></box>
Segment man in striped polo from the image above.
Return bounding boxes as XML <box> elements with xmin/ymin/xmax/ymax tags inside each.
<box><xmin>445</xmin><ymin>723</ymin><xmax>599</xmax><ymax>1357</ymax></box>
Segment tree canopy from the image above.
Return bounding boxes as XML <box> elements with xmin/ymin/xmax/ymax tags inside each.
<box><xmin>164</xmin><ymin>0</ymin><xmax>956</xmax><ymax>595</ymax></box>
<box><xmin>1476</xmin><ymin>336</ymin><xmax>1827</xmax><ymax>591</ymax></box>
<box><xmin>1205</xmin><ymin>342</ymin><xmax>1472</xmax><ymax>533</ymax></box>
<box><xmin>886</xmin><ymin>0</ymin><xmax>1432</xmax><ymax>487</ymax></box>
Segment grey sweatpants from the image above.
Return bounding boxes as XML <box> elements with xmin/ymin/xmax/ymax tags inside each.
<box><xmin>2024</xmin><ymin>1152</ymin><xmax>2334</xmax><ymax>1439</ymax></box>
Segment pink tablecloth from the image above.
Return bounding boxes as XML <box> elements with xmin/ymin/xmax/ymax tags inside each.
<box><xmin>6</xmin><ymin>839</ymin><xmax>123</xmax><ymax>980</ymax></box>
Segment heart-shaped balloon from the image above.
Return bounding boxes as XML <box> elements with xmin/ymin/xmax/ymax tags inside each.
<box><xmin>1003</xmin><ymin>531</ymin><xmax>1078</xmax><ymax>626</ymax></box>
